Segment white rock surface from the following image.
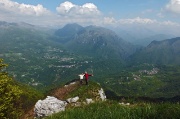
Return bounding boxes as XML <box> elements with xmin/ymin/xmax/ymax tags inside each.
<box><xmin>86</xmin><ymin>98</ymin><xmax>94</xmax><ymax>104</ymax></box>
<box><xmin>66</xmin><ymin>96</ymin><xmax>79</xmax><ymax>103</ymax></box>
<box><xmin>119</xmin><ymin>102</ymin><xmax>130</xmax><ymax>106</ymax></box>
<box><xmin>69</xmin><ymin>82</ymin><xmax>76</xmax><ymax>85</ymax></box>
<box><xmin>98</xmin><ymin>88</ymin><xmax>106</xmax><ymax>101</ymax></box>
<box><xmin>34</xmin><ymin>96</ymin><xmax>67</xmax><ymax>118</ymax></box>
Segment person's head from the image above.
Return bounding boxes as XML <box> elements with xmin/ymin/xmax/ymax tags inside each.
<box><xmin>85</xmin><ymin>71</ymin><xmax>87</xmax><ymax>74</ymax></box>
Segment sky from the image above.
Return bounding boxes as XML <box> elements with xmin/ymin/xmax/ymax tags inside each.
<box><xmin>0</xmin><ymin>0</ymin><xmax>180</xmax><ymax>35</ymax></box>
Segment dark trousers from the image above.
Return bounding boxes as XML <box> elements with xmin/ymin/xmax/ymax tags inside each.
<box><xmin>85</xmin><ymin>79</ymin><xmax>88</xmax><ymax>85</ymax></box>
<box><xmin>80</xmin><ymin>79</ymin><xmax>83</xmax><ymax>84</ymax></box>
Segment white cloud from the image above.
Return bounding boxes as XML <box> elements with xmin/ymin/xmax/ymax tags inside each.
<box><xmin>117</xmin><ymin>17</ymin><xmax>180</xmax><ymax>28</ymax></box>
<box><xmin>0</xmin><ymin>0</ymin><xmax>102</xmax><ymax>27</ymax></box>
<box><xmin>0</xmin><ymin>0</ymin><xmax>179</xmax><ymax>35</ymax></box>
<box><xmin>0</xmin><ymin>0</ymin><xmax>57</xmax><ymax>26</ymax></box>
<box><xmin>118</xmin><ymin>17</ymin><xmax>157</xmax><ymax>24</ymax></box>
<box><xmin>165</xmin><ymin>0</ymin><xmax>180</xmax><ymax>14</ymax></box>
<box><xmin>103</xmin><ymin>17</ymin><xmax>117</xmax><ymax>24</ymax></box>
<box><xmin>56</xmin><ymin>1</ymin><xmax>75</xmax><ymax>15</ymax></box>
<box><xmin>100</xmin><ymin>16</ymin><xmax>180</xmax><ymax>28</ymax></box>
<box><xmin>0</xmin><ymin>0</ymin><xmax>51</xmax><ymax>16</ymax></box>
<box><xmin>113</xmin><ymin>17</ymin><xmax>180</xmax><ymax>36</ymax></box>
<box><xmin>160</xmin><ymin>20</ymin><xmax>180</xmax><ymax>26</ymax></box>
<box><xmin>102</xmin><ymin>17</ymin><xmax>180</xmax><ymax>36</ymax></box>
<box><xmin>56</xmin><ymin>1</ymin><xmax>101</xmax><ymax>17</ymax></box>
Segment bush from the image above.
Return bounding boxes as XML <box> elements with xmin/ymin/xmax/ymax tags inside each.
<box><xmin>0</xmin><ymin>59</ymin><xmax>44</xmax><ymax>119</ymax></box>
<box><xmin>0</xmin><ymin>59</ymin><xmax>23</xmax><ymax>118</ymax></box>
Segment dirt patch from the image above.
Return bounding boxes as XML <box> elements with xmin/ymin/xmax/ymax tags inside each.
<box><xmin>22</xmin><ymin>81</ymin><xmax>81</xmax><ymax>119</ymax></box>
<box><xmin>51</xmin><ymin>81</ymin><xmax>80</xmax><ymax>100</ymax></box>
<box><xmin>21</xmin><ymin>106</ymin><xmax>35</xmax><ymax>119</ymax></box>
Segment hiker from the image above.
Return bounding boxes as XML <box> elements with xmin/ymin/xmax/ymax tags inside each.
<box><xmin>84</xmin><ymin>71</ymin><xmax>93</xmax><ymax>85</ymax></box>
<box><xmin>78</xmin><ymin>73</ymin><xmax>84</xmax><ymax>84</ymax></box>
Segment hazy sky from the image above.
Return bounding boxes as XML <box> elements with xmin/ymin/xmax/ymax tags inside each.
<box><xmin>0</xmin><ymin>0</ymin><xmax>180</xmax><ymax>35</ymax></box>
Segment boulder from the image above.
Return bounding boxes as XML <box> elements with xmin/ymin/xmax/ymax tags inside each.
<box><xmin>34</xmin><ymin>96</ymin><xmax>67</xmax><ymax>118</ymax></box>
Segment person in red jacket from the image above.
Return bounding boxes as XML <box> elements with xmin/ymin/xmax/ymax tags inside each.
<box><xmin>84</xmin><ymin>71</ymin><xmax>93</xmax><ymax>85</ymax></box>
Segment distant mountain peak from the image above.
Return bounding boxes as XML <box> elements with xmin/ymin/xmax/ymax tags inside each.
<box><xmin>52</xmin><ymin>23</ymin><xmax>137</xmax><ymax>59</ymax></box>
<box><xmin>55</xmin><ymin>23</ymin><xmax>84</xmax><ymax>39</ymax></box>
<box><xmin>148</xmin><ymin>37</ymin><xmax>180</xmax><ymax>47</ymax></box>
<box><xmin>132</xmin><ymin>37</ymin><xmax>180</xmax><ymax>65</ymax></box>
<box><xmin>0</xmin><ymin>21</ymin><xmax>35</xmax><ymax>29</ymax></box>
<box><xmin>63</xmin><ymin>23</ymin><xmax>83</xmax><ymax>29</ymax></box>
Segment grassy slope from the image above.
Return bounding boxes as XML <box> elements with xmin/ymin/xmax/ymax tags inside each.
<box><xmin>46</xmin><ymin>100</ymin><xmax>180</xmax><ymax>119</ymax></box>
<box><xmin>101</xmin><ymin>64</ymin><xmax>180</xmax><ymax>98</ymax></box>
<box><xmin>50</xmin><ymin>80</ymin><xmax>102</xmax><ymax>101</ymax></box>
<box><xmin>45</xmin><ymin>80</ymin><xmax>180</xmax><ymax>119</ymax></box>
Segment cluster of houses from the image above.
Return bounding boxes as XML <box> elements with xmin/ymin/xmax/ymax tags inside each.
<box><xmin>139</xmin><ymin>68</ymin><xmax>159</xmax><ymax>75</ymax></box>
<box><xmin>132</xmin><ymin>68</ymin><xmax>159</xmax><ymax>81</ymax></box>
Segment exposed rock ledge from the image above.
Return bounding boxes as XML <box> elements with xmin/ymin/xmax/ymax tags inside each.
<box><xmin>34</xmin><ymin>96</ymin><xmax>67</xmax><ymax>118</ymax></box>
<box><xmin>34</xmin><ymin>87</ymin><xmax>106</xmax><ymax>118</ymax></box>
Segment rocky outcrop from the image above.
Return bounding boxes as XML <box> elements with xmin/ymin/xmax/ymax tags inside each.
<box><xmin>98</xmin><ymin>88</ymin><xmax>106</xmax><ymax>101</ymax></box>
<box><xmin>66</xmin><ymin>96</ymin><xmax>79</xmax><ymax>103</ymax></box>
<box><xmin>34</xmin><ymin>81</ymin><xmax>107</xmax><ymax>118</ymax></box>
<box><xmin>34</xmin><ymin>96</ymin><xmax>67</xmax><ymax>118</ymax></box>
<box><xmin>86</xmin><ymin>98</ymin><xmax>94</xmax><ymax>104</ymax></box>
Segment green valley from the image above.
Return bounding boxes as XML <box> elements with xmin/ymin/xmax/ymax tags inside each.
<box><xmin>102</xmin><ymin>64</ymin><xmax>180</xmax><ymax>99</ymax></box>
<box><xmin>0</xmin><ymin>21</ymin><xmax>180</xmax><ymax>119</ymax></box>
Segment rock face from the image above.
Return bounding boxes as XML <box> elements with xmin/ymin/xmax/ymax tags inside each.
<box><xmin>34</xmin><ymin>96</ymin><xmax>67</xmax><ymax>118</ymax></box>
<box><xmin>66</xmin><ymin>96</ymin><xmax>79</xmax><ymax>103</ymax></box>
<box><xmin>34</xmin><ymin>82</ymin><xmax>107</xmax><ymax>118</ymax></box>
<box><xmin>98</xmin><ymin>88</ymin><xmax>106</xmax><ymax>101</ymax></box>
<box><xmin>86</xmin><ymin>98</ymin><xmax>94</xmax><ymax>104</ymax></box>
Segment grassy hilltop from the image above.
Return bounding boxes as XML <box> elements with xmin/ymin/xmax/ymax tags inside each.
<box><xmin>46</xmin><ymin>81</ymin><xmax>180</xmax><ymax>119</ymax></box>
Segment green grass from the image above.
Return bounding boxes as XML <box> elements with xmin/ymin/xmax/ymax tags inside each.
<box><xmin>102</xmin><ymin>65</ymin><xmax>180</xmax><ymax>98</ymax></box>
<box><xmin>65</xmin><ymin>81</ymin><xmax>102</xmax><ymax>101</ymax></box>
<box><xmin>45</xmin><ymin>101</ymin><xmax>180</xmax><ymax>119</ymax></box>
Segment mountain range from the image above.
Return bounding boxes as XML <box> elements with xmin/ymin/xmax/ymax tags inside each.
<box><xmin>114</xmin><ymin>25</ymin><xmax>175</xmax><ymax>46</ymax></box>
<box><xmin>0</xmin><ymin>21</ymin><xmax>180</xmax><ymax>92</ymax></box>
<box><xmin>0</xmin><ymin>22</ymin><xmax>89</xmax><ymax>88</ymax></box>
<box><xmin>130</xmin><ymin>37</ymin><xmax>180</xmax><ymax>65</ymax></box>
<box><xmin>54</xmin><ymin>23</ymin><xmax>180</xmax><ymax>65</ymax></box>
<box><xmin>1</xmin><ymin>21</ymin><xmax>180</xmax><ymax>119</ymax></box>
<box><xmin>54</xmin><ymin>23</ymin><xmax>137</xmax><ymax>60</ymax></box>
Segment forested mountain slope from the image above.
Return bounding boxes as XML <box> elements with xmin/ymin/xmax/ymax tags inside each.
<box><xmin>130</xmin><ymin>37</ymin><xmax>180</xmax><ymax>65</ymax></box>
<box><xmin>54</xmin><ymin>24</ymin><xmax>137</xmax><ymax>60</ymax></box>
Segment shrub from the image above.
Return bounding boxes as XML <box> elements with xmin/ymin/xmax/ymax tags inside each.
<box><xmin>0</xmin><ymin>59</ymin><xmax>23</xmax><ymax>118</ymax></box>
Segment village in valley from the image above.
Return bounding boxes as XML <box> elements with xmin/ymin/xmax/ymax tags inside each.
<box><xmin>133</xmin><ymin>68</ymin><xmax>159</xmax><ymax>80</ymax></box>
<box><xmin>1</xmin><ymin>45</ymin><xmax>92</xmax><ymax>87</ymax></box>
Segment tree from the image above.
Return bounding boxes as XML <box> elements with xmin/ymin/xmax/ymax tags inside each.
<box><xmin>0</xmin><ymin>59</ymin><xmax>23</xmax><ymax>119</ymax></box>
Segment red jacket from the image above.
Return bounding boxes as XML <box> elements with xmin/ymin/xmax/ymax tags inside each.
<box><xmin>84</xmin><ymin>73</ymin><xmax>92</xmax><ymax>80</ymax></box>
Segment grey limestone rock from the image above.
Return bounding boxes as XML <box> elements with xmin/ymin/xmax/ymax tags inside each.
<box><xmin>98</xmin><ymin>88</ymin><xmax>106</xmax><ymax>101</ymax></box>
<box><xmin>34</xmin><ymin>96</ymin><xmax>67</xmax><ymax>118</ymax></box>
